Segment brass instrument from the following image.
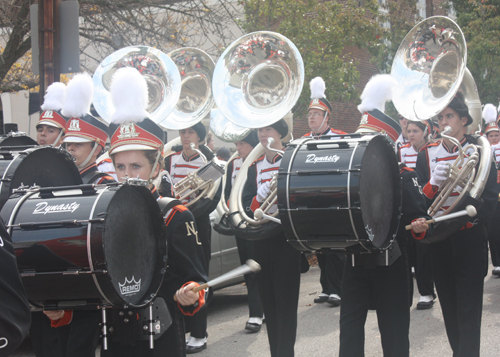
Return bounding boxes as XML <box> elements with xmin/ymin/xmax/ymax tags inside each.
<box><xmin>391</xmin><ymin>16</ymin><xmax>492</xmax><ymax>232</ymax></box>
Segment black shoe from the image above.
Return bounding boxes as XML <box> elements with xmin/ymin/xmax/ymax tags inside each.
<box><xmin>416</xmin><ymin>300</ymin><xmax>434</xmax><ymax>310</ymax></box>
<box><xmin>245</xmin><ymin>321</ymin><xmax>262</xmax><ymax>333</ymax></box>
<box><xmin>186</xmin><ymin>343</ymin><xmax>207</xmax><ymax>354</ymax></box>
<box><xmin>327</xmin><ymin>295</ymin><xmax>341</xmax><ymax>307</ymax></box>
<box><xmin>314</xmin><ymin>295</ymin><xmax>329</xmax><ymax>303</ymax></box>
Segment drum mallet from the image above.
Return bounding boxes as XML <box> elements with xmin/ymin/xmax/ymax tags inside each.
<box><xmin>405</xmin><ymin>205</ymin><xmax>477</xmax><ymax>230</ymax></box>
<box><xmin>174</xmin><ymin>259</ymin><xmax>261</xmax><ymax>301</ymax></box>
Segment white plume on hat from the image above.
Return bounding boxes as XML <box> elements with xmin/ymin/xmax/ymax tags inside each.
<box><xmin>357</xmin><ymin>74</ymin><xmax>398</xmax><ymax>114</ymax></box>
<box><xmin>41</xmin><ymin>82</ymin><xmax>66</xmax><ymax>111</ymax></box>
<box><xmin>310</xmin><ymin>77</ymin><xmax>326</xmax><ymax>99</ymax></box>
<box><xmin>482</xmin><ymin>103</ymin><xmax>497</xmax><ymax>124</ymax></box>
<box><xmin>110</xmin><ymin>67</ymin><xmax>149</xmax><ymax>124</ymax></box>
<box><xmin>61</xmin><ymin>73</ymin><xmax>94</xmax><ymax>118</ymax></box>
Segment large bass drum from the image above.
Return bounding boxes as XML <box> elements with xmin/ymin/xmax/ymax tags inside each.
<box><xmin>0</xmin><ymin>146</ymin><xmax>82</xmax><ymax>210</ymax></box>
<box><xmin>278</xmin><ymin>134</ymin><xmax>401</xmax><ymax>251</ymax></box>
<box><xmin>0</xmin><ymin>132</ymin><xmax>37</xmax><ymax>150</ymax></box>
<box><xmin>2</xmin><ymin>184</ymin><xmax>167</xmax><ymax>309</ymax></box>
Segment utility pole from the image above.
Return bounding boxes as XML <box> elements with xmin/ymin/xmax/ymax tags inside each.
<box><xmin>38</xmin><ymin>0</ymin><xmax>60</xmax><ymax>106</ymax></box>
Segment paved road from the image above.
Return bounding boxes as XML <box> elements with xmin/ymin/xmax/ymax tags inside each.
<box><xmin>14</xmin><ymin>264</ymin><xmax>500</xmax><ymax>356</ymax></box>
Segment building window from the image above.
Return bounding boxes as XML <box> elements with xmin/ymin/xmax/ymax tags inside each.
<box><xmin>416</xmin><ymin>0</ymin><xmax>426</xmax><ymax>19</ymax></box>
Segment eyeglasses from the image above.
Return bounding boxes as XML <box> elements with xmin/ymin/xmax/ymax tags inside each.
<box><xmin>307</xmin><ymin>113</ymin><xmax>323</xmax><ymax>119</ymax></box>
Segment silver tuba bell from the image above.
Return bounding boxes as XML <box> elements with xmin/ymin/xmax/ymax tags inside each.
<box><xmin>212</xmin><ymin>31</ymin><xmax>304</xmax><ymax>239</ymax></box>
<box><xmin>391</xmin><ymin>16</ymin><xmax>492</xmax><ymax>239</ymax></box>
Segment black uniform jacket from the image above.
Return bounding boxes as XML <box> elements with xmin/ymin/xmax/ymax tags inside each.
<box><xmin>80</xmin><ymin>163</ymin><xmax>116</xmax><ymax>185</ymax></box>
<box><xmin>0</xmin><ymin>218</ymin><xmax>30</xmax><ymax>357</ymax></box>
<box><xmin>151</xmin><ymin>188</ymin><xmax>209</xmax><ymax>315</ymax></box>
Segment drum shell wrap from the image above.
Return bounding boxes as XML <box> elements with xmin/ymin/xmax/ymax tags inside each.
<box><xmin>3</xmin><ymin>185</ymin><xmax>167</xmax><ymax>308</ymax></box>
<box><xmin>278</xmin><ymin>135</ymin><xmax>401</xmax><ymax>252</ymax></box>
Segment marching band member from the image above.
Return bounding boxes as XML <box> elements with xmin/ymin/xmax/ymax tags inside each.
<box><xmin>416</xmin><ymin>92</ymin><xmax>498</xmax><ymax>357</ymax></box>
<box><xmin>303</xmin><ymin>77</ymin><xmax>346</xmax><ymax>306</ymax></box>
<box><xmin>398</xmin><ymin>120</ymin><xmax>436</xmax><ymax>310</ymax></box>
<box><xmin>242</xmin><ymin>118</ymin><xmax>301</xmax><ymax>357</ymax></box>
<box><xmin>160</xmin><ymin>122</ymin><xmax>221</xmax><ymax>353</ymax></box>
<box><xmin>224</xmin><ymin>130</ymin><xmax>264</xmax><ymax>332</ymax></box>
<box><xmin>395</xmin><ymin>114</ymin><xmax>410</xmax><ymax>151</ymax></box>
<box><xmin>37</xmin><ymin>82</ymin><xmax>67</xmax><ymax>147</ymax></box>
<box><xmin>103</xmin><ymin>67</ymin><xmax>209</xmax><ymax>356</ymax></box>
<box><xmin>43</xmin><ymin>73</ymin><xmax>115</xmax><ymax>357</ymax></box>
<box><xmin>0</xmin><ymin>217</ymin><xmax>31</xmax><ymax>357</ymax></box>
<box><xmin>482</xmin><ymin>103</ymin><xmax>500</xmax><ymax>277</ymax></box>
<box><xmin>339</xmin><ymin>74</ymin><xmax>431</xmax><ymax>357</ymax></box>
<box><xmin>61</xmin><ymin>73</ymin><xmax>115</xmax><ymax>185</ymax></box>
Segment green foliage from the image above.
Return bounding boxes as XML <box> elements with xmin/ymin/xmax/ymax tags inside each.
<box><xmin>368</xmin><ymin>0</ymin><xmax>419</xmax><ymax>74</ymax></box>
<box><xmin>241</xmin><ymin>0</ymin><xmax>383</xmax><ymax>116</ymax></box>
<box><xmin>451</xmin><ymin>0</ymin><xmax>500</xmax><ymax>105</ymax></box>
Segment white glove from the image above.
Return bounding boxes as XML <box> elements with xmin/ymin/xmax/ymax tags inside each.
<box><xmin>430</xmin><ymin>162</ymin><xmax>449</xmax><ymax>187</ymax></box>
<box><xmin>256</xmin><ymin>182</ymin><xmax>271</xmax><ymax>203</ymax></box>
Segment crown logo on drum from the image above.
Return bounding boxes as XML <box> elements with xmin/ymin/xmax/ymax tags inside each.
<box><xmin>118</xmin><ymin>276</ymin><xmax>141</xmax><ymax>295</ymax></box>
<box><xmin>118</xmin><ymin>123</ymin><xmax>140</xmax><ymax>139</ymax></box>
<box><xmin>360</xmin><ymin>114</ymin><xmax>369</xmax><ymax>125</ymax></box>
<box><xmin>68</xmin><ymin>119</ymin><xmax>81</xmax><ymax>131</ymax></box>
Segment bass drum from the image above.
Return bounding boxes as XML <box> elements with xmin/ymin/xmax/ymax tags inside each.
<box><xmin>3</xmin><ymin>184</ymin><xmax>167</xmax><ymax>309</ymax></box>
<box><xmin>278</xmin><ymin>134</ymin><xmax>401</xmax><ymax>251</ymax></box>
<box><xmin>0</xmin><ymin>133</ymin><xmax>37</xmax><ymax>151</ymax></box>
<box><xmin>0</xmin><ymin>146</ymin><xmax>82</xmax><ymax>210</ymax></box>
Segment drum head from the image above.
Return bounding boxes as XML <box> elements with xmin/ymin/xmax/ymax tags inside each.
<box><xmin>104</xmin><ymin>185</ymin><xmax>166</xmax><ymax>306</ymax></box>
<box><xmin>359</xmin><ymin>135</ymin><xmax>401</xmax><ymax>249</ymax></box>
<box><xmin>10</xmin><ymin>147</ymin><xmax>82</xmax><ymax>189</ymax></box>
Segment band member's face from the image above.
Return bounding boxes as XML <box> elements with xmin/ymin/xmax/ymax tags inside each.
<box><xmin>398</xmin><ymin>116</ymin><xmax>408</xmax><ymax>135</ymax></box>
<box><xmin>487</xmin><ymin>131</ymin><xmax>500</xmax><ymax>145</ymax></box>
<box><xmin>437</xmin><ymin>107</ymin><xmax>467</xmax><ymax>138</ymax></box>
<box><xmin>37</xmin><ymin>125</ymin><xmax>62</xmax><ymax>146</ymax></box>
<box><xmin>65</xmin><ymin>142</ymin><xmax>95</xmax><ymax>168</ymax></box>
<box><xmin>307</xmin><ymin>108</ymin><xmax>328</xmax><ymax>133</ymax></box>
<box><xmin>113</xmin><ymin>150</ymin><xmax>157</xmax><ymax>181</ymax></box>
<box><xmin>180</xmin><ymin>128</ymin><xmax>200</xmax><ymax>150</ymax></box>
<box><xmin>235</xmin><ymin>140</ymin><xmax>253</xmax><ymax>160</ymax></box>
<box><xmin>207</xmin><ymin>137</ymin><xmax>215</xmax><ymax>150</ymax></box>
<box><xmin>407</xmin><ymin>123</ymin><xmax>425</xmax><ymax>146</ymax></box>
<box><xmin>258</xmin><ymin>126</ymin><xmax>281</xmax><ymax>149</ymax></box>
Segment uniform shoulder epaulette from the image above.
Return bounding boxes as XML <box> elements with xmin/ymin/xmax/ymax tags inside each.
<box><xmin>399</xmin><ymin>143</ymin><xmax>411</xmax><ymax>149</ymax></box>
<box><xmin>331</xmin><ymin>128</ymin><xmax>347</xmax><ymax>135</ymax></box>
<box><xmin>423</xmin><ymin>141</ymin><xmax>440</xmax><ymax>149</ymax></box>
<box><xmin>173</xmin><ymin>204</ymin><xmax>188</xmax><ymax>212</ymax></box>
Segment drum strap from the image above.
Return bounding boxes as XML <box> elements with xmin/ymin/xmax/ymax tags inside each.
<box><xmin>157</xmin><ymin>197</ymin><xmax>183</xmax><ymax>217</ymax></box>
<box><xmin>81</xmin><ymin>169</ymin><xmax>109</xmax><ymax>185</ymax></box>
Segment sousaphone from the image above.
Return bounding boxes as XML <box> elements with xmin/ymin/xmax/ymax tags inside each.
<box><xmin>391</xmin><ymin>16</ymin><xmax>492</xmax><ymax>242</ymax></box>
<box><xmin>213</xmin><ymin>31</ymin><xmax>304</xmax><ymax>240</ymax></box>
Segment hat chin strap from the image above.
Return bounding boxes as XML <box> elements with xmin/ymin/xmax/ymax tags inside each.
<box><xmin>313</xmin><ymin>112</ymin><xmax>329</xmax><ymax>137</ymax></box>
<box><xmin>149</xmin><ymin>150</ymin><xmax>162</xmax><ymax>184</ymax></box>
<box><xmin>77</xmin><ymin>144</ymin><xmax>99</xmax><ymax>170</ymax></box>
<box><xmin>51</xmin><ymin>130</ymin><xmax>64</xmax><ymax>148</ymax></box>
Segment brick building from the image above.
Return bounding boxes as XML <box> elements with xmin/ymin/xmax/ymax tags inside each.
<box><xmin>292</xmin><ymin>0</ymin><xmax>449</xmax><ymax>137</ymax></box>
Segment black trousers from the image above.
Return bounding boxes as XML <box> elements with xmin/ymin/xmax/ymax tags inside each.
<box><xmin>102</xmin><ymin>300</ymin><xmax>186</xmax><ymax>357</ymax></box>
<box><xmin>339</xmin><ymin>249</ymin><xmax>412</xmax><ymax>357</ymax></box>
<box><xmin>414</xmin><ymin>239</ymin><xmax>435</xmax><ymax>297</ymax></box>
<box><xmin>30</xmin><ymin>312</ymin><xmax>63</xmax><ymax>357</ymax></box>
<box><xmin>253</xmin><ymin>233</ymin><xmax>301</xmax><ymax>357</ymax></box>
<box><xmin>185</xmin><ymin>214</ymin><xmax>211</xmax><ymax>339</ymax></box>
<box><xmin>430</xmin><ymin>224</ymin><xmax>487</xmax><ymax>357</ymax></box>
<box><xmin>317</xmin><ymin>252</ymin><xmax>344</xmax><ymax>296</ymax></box>
<box><xmin>486</xmin><ymin>203</ymin><xmax>500</xmax><ymax>266</ymax></box>
<box><xmin>235</xmin><ymin>235</ymin><xmax>263</xmax><ymax>318</ymax></box>
<box><xmin>55</xmin><ymin>310</ymin><xmax>100</xmax><ymax>357</ymax></box>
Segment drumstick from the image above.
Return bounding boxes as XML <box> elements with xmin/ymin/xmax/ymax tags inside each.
<box><xmin>174</xmin><ymin>259</ymin><xmax>261</xmax><ymax>301</ymax></box>
<box><xmin>405</xmin><ymin>205</ymin><xmax>477</xmax><ymax>231</ymax></box>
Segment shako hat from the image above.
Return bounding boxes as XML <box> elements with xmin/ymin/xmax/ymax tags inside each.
<box><xmin>356</xmin><ymin>74</ymin><xmax>402</xmax><ymax>142</ymax></box>
<box><xmin>308</xmin><ymin>77</ymin><xmax>332</xmax><ymax>115</ymax></box>
<box><xmin>62</xmin><ymin>73</ymin><xmax>109</xmax><ymax>148</ymax></box>
<box><xmin>108</xmin><ymin>67</ymin><xmax>164</xmax><ymax>154</ymax></box>
<box><xmin>38</xmin><ymin>82</ymin><xmax>68</xmax><ymax>131</ymax></box>
<box><xmin>483</xmin><ymin>103</ymin><xmax>499</xmax><ymax>135</ymax></box>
